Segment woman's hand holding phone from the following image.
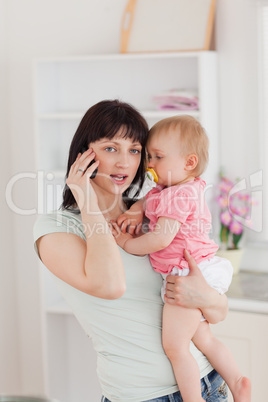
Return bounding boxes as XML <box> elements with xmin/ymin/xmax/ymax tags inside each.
<box><xmin>66</xmin><ymin>148</ymin><xmax>99</xmax><ymax>212</ymax></box>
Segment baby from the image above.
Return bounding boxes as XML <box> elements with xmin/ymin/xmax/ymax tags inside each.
<box><xmin>111</xmin><ymin>115</ymin><xmax>251</xmax><ymax>402</ymax></box>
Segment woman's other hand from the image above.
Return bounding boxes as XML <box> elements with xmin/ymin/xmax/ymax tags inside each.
<box><xmin>66</xmin><ymin>148</ymin><xmax>99</xmax><ymax>212</ymax></box>
<box><xmin>164</xmin><ymin>250</ymin><xmax>228</xmax><ymax>324</ymax></box>
<box><xmin>117</xmin><ymin>210</ymin><xmax>143</xmax><ymax>236</ymax></box>
<box><xmin>110</xmin><ymin>220</ymin><xmax>133</xmax><ymax>250</ymax></box>
<box><xmin>117</xmin><ymin>199</ymin><xmax>144</xmax><ymax>235</ymax></box>
<box><xmin>164</xmin><ymin>249</ymin><xmax>209</xmax><ymax>308</ymax></box>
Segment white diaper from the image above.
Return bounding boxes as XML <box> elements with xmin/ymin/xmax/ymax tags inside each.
<box><xmin>161</xmin><ymin>256</ymin><xmax>233</xmax><ymax>320</ymax></box>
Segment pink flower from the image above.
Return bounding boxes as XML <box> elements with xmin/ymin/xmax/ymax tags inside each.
<box><xmin>217</xmin><ymin>195</ymin><xmax>228</xmax><ymax>209</ymax></box>
<box><xmin>217</xmin><ymin>174</ymin><xmax>255</xmax><ymax>248</ymax></box>
<box><xmin>229</xmin><ymin>220</ymin><xmax>243</xmax><ymax>235</ymax></box>
<box><xmin>242</xmin><ymin>194</ymin><xmax>250</xmax><ymax>201</ymax></box>
<box><xmin>220</xmin><ymin>210</ymin><xmax>232</xmax><ymax>226</ymax></box>
<box><xmin>239</xmin><ymin>206</ymin><xmax>249</xmax><ymax>216</ymax></box>
<box><xmin>219</xmin><ymin>178</ymin><xmax>234</xmax><ymax>193</ymax></box>
<box><xmin>230</xmin><ymin>205</ymin><xmax>249</xmax><ymax>217</ymax></box>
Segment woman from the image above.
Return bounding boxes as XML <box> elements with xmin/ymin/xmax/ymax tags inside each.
<box><xmin>34</xmin><ymin>100</ymin><xmax>228</xmax><ymax>401</ymax></box>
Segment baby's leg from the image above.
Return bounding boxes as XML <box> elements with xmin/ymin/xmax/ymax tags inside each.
<box><xmin>162</xmin><ymin>303</ymin><xmax>205</xmax><ymax>402</ymax></box>
<box><xmin>193</xmin><ymin>321</ymin><xmax>251</xmax><ymax>402</ymax></box>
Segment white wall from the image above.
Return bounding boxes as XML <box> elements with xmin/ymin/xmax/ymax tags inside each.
<box><xmin>0</xmin><ymin>0</ymin><xmax>20</xmax><ymax>393</ymax></box>
<box><xmin>216</xmin><ymin>0</ymin><xmax>259</xmax><ymax>179</ymax></box>
<box><xmin>5</xmin><ymin>0</ymin><xmax>127</xmax><ymax>395</ymax></box>
<box><xmin>1</xmin><ymin>0</ymin><xmax>261</xmax><ymax>395</ymax></box>
<box><xmin>215</xmin><ymin>0</ymin><xmax>265</xmax><ymax>251</ymax></box>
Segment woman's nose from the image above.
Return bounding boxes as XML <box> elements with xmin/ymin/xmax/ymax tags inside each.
<box><xmin>116</xmin><ymin>153</ymin><xmax>130</xmax><ymax>168</ymax></box>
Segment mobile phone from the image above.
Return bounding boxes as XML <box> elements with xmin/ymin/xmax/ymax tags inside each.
<box><xmin>81</xmin><ymin>147</ymin><xmax>98</xmax><ymax>179</ymax></box>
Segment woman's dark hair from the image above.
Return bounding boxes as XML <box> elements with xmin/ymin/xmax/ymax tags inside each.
<box><xmin>61</xmin><ymin>99</ymin><xmax>149</xmax><ymax>211</ymax></box>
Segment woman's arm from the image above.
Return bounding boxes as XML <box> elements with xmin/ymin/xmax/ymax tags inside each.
<box><xmin>37</xmin><ymin>149</ymin><xmax>126</xmax><ymax>300</ymax></box>
<box><xmin>164</xmin><ymin>250</ymin><xmax>228</xmax><ymax>324</ymax></box>
<box><xmin>37</xmin><ymin>229</ymin><xmax>125</xmax><ymax>300</ymax></box>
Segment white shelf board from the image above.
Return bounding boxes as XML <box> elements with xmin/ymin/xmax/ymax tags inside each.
<box><xmin>34</xmin><ymin>51</ymin><xmax>215</xmax><ymax>64</ymax></box>
<box><xmin>37</xmin><ymin>110</ymin><xmax>200</xmax><ymax>121</ymax></box>
<box><xmin>142</xmin><ymin>110</ymin><xmax>200</xmax><ymax>119</ymax></box>
<box><xmin>228</xmin><ymin>297</ymin><xmax>268</xmax><ymax>314</ymax></box>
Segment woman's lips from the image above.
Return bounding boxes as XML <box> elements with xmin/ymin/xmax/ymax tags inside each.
<box><xmin>110</xmin><ymin>174</ymin><xmax>128</xmax><ymax>185</ymax></box>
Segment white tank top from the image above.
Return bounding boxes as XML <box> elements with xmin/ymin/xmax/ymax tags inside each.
<box><xmin>34</xmin><ymin>210</ymin><xmax>212</xmax><ymax>402</ymax></box>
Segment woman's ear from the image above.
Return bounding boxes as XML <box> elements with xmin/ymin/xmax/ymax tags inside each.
<box><xmin>185</xmin><ymin>154</ymin><xmax>198</xmax><ymax>171</ymax></box>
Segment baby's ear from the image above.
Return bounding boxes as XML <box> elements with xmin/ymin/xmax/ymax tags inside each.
<box><xmin>185</xmin><ymin>154</ymin><xmax>198</xmax><ymax>171</ymax></box>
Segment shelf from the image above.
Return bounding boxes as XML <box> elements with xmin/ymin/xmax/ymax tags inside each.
<box><xmin>34</xmin><ymin>51</ymin><xmax>219</xmax><ymax>401</ymax></box>
<box><xmin>34</xmin><ymin>53</ymin><xmax>206</xmax><ymax>116</ymax></box>
<box><xmin>142</xmin><ymin>109</ymin><xmax>199</xmax><ymax>119</ymax></box>
<box><xmin>34</xmin><ymin>51</ymin><xmax>214</xmax><ymax>64</ymax></box>
<box><xmin>228</xmin><ymin>297</ymin><xmax>268</xmax><ymax>314</ymax></box>
<box><xmin>37</xmin><ymin>109</ymin><xmax>200</xmax><ymax>121</ymax></box>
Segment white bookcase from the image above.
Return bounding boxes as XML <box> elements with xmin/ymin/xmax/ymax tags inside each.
<box><xmin>33</xmin><ymin>51</ymin><xmax>219</xmax><ymax>401</ymax></box>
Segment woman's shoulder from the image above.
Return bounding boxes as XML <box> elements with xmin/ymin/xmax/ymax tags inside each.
<box><xmin>33</xmin><ymin>208</ymin><xmax>85</xmax><ymax>243</ymax></box>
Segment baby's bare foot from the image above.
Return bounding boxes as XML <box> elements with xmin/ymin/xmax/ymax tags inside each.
<box><xmin>233</xmin><ymin>376</ymin><xmax>251</xmax><ymax>402</ymax></box>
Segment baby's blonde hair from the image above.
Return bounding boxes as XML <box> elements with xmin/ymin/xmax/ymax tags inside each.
<box><xmin>148</xmin><ymin>115</ymin><xmax>209</xmax><ymax>177</ymax></box>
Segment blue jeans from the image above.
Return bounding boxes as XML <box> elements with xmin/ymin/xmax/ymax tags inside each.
<box><xmin>101</xmin><ymin>369</ymin><xmax>228</xmax><ymax>401</ymax></box>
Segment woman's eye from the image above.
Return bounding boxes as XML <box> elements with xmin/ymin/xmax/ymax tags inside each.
<box><xmin>105</xmin><ymin>147</ymin><xmax>116</xmax><ymax>152</ymax></box>
<box><xmin>130</xmin><ymin>149</ymin><xmax>141</xmax><ymax>154</ymax></box>
<box><xmin>156</xmin><ymin>155</ymin><xmax>162</xmax><ymax>160</ymax></box>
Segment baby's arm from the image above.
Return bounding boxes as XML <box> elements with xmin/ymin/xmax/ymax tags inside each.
<box><xmin>117</xmin><ymin>198</ymin><xmax>145</xmax><ymax>235</ymax></box>
<box><xmin>112</xmin><ymin>216</ymin><xmax>181</xmax><ymax>255</ymax></box>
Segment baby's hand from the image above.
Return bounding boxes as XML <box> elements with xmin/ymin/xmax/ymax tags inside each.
<box><xmin>117</xmin><ymin>209</ymin><xmax>143</xmax><ymax>235</ymax></box>
<box><xmin>110</xmin><ymin>220</ymin><xmax>133</xmax><ymax>249</ymax></box>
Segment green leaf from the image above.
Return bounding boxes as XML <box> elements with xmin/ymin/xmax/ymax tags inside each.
<box><xmin>232</xmin><ymin>233</ymin><xmax>242</xmax><ymax>249</ymax></box>
<box><xmin>220</xmin><ymin>224</ymin><xmax>229</xmax><ymax>244</ymax></box>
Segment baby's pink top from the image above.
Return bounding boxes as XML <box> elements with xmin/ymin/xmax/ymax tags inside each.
<box><xmin>145</xmin><ymin>178</ymin><xmax>218</xmax><ymax>274</ymax></box>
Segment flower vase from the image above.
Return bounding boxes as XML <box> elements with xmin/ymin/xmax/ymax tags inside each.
<box><xmin>216</xmin><ymin>248</ymin><xmax>243</xmax><ymax>275</ymax></box>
